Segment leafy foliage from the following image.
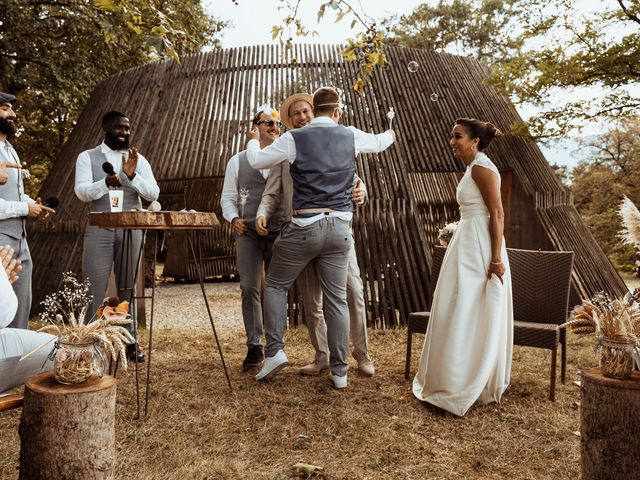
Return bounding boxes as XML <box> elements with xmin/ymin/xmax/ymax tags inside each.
<box><xmin>384</xmin><ymin>0</ymin><xmax>524</xmax><ymax>64</ymax></box>
<box><xmin>0</xmin><ymin>0</ymin><xmax>226</xmax><ymax>195</ymax></box>
<box><xmin>272</xmin><ymin>1</ymin><xmax>388</xmax><ymax>94</ymax></box>
<box><xmin>383</xmin><ymin>0</ymin><xmax>640</xmax><ymax>139</ymax></box>
<box><xmin>488</xmin><ymin>0</ymin><xmax>640</xmax><ymax>138</ymax></box>
<box><xmin>571</xmin><ymin>117</ymin><xmax>640</xmax><ymax>271</ymax></box>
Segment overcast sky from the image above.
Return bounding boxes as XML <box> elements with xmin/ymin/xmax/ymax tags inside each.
<box><xmin>204</xmin><ymin>0</ymin><xmax>622</xmax><ymax>170</ymax></box>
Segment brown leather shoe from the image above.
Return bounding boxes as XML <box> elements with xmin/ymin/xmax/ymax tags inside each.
<box><xmin>299</xmin><ymin>361</ymin><xmax>330</xmax><ymax>376</ymax></box>
<box><xmin>354</xmin><ymin>353</ymin><xmax>374</xmax><ymax>377</ymax></box>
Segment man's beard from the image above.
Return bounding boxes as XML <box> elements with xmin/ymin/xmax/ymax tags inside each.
<box><xmin>105</xmin><ymin>132</ymin><xmax>129</xmax><ymax>150</ymax></box>
<box><xmin>0</xmin><ymin>117</ymin><xmax>17</xmax><ymax>137</ymax></box>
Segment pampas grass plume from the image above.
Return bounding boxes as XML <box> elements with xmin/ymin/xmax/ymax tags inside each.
<box><xmin>619</xmin><ymin>195</ymin><xmax>640</xmax><ymax>246</ymax></box>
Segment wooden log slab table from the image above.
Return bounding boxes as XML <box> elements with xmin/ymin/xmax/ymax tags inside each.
<box><xmin>581</xmin><ymin>367</ymin><xmax>640</xmax><ymax>480</ymax></box>
<box><xmin>19</xmin><ymin>372</ymin><xmax>116</xmax><ymax>480</ymax></box>
<box><xmin>88</xmin><ymin>211</ymin><xmax>230</xmax><ymax>419</ymax></box>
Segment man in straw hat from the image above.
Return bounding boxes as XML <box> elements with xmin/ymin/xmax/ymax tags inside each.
<box><xmin>256</xmin><ymin>92</ymin><xmax>375</xmax><ymax>378</ymax></box>
<box><xmin>220</xmin><ymin>104</ymin><xmax>285</xmax><ymax>370</ymax></box>
<box><xmin>246</xmin><ymin>86</ymin><xmax>395</xmax><ymax>389</ymax></box>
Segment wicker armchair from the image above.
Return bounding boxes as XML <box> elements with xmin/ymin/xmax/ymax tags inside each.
<box><xmin>404</xmin><ymin>245</ymin><xmax>446</xmax><ymax>379</ymax></box>
<box><xmin>404</xmin><ymin>246</ymin><xmax>574</xmax><ymax>401</ymax></box>
<box><xmin>508</xmin><ymin>248</ymin><xmax>574</xmax><ymax>401</ymax></box>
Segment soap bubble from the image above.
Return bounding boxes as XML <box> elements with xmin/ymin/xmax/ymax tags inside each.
<box><xmin>407</xmin><ymin>61</ymin><xmax>419</xmax><ymax>73</ymax></box>
<box><xmin>430</xmin><ymin>93</ymin><xmax>439</xmax><ymax>102</ymax></box>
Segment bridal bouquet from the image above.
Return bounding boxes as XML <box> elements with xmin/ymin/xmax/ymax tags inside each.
<box><xmin>35</xmin><ymin>272</ymin><xmax>134</xmax><ymax>383</ymax></box>
<box><xmin>437</xmin><ymin>221</ymin><xmax>459</xmax><ymax>246</ymax></box>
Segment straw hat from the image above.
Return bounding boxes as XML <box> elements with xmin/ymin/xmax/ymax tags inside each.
<box><xmin>280</xmin><ymin>93</ymin><xmax>313</xmax><ymax>128</ymax></box>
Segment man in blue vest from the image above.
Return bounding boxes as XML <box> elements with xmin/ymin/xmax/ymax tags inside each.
<box><xmin>220</xmin><ymin>105</ymin><xmax>284</xmax><ymax>370</ymax></box>
<box><xmin>0</xmin><ymin>92</ymin><xmax>55</xmax><ymax>329</ymax></box>
<box><xmin>246</xmin><ymin>87</ymin><xmax>395</xmax><ymax>388</ymax></box>
<box><xmin>75</xmin><ymin>111</ymin><xmax>159</xmax><ymax>362</ymax></box>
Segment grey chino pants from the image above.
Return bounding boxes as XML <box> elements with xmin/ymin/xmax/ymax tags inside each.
<box><xmin>264</xmin><ymin>217</ymin><xmax>352</xmax><ymax>376</ymax></box>
<box><xmin>83</xmin><ymin>225</ymin><xmax>142</xmax><ymax>335</ymax></box>
<box><xmin>235</xmin><ymin>228</ymin><xmax>276</xmax><ymax>348</ymax></box>
<box><xmin>0</xmin><ymin>233</ymin><xmax>31</xmax><ymax>330</ymax></box>
<box><xmin>298</xmin><ymin>246</ymin><xmax>369</xmax><ymax>365</ymax></box>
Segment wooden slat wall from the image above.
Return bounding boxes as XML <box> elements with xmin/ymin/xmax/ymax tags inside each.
<box><xmin>27</xmin><ymin>44</ymin><xmax>627</xmax><ymax>322</ymax></box>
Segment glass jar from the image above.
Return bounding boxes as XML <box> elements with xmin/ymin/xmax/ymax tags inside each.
<box><xmin>53</xmin><ymin>338</ymin><xmax>105</xmax><ymax>385</ymax></box>
<box><xmin>599</xmin><ymin>337</ymin><xmax>636</xmax><ymax>379</ymax></box>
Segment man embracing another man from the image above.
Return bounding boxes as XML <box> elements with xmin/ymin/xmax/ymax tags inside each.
<box><xmin>246</xmin><ymin>87</ymin><xmax>395</xmax><ymax>389</ymax></box>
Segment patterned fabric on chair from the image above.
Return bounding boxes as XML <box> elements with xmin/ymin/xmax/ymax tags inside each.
<box><xmin>404</xmin><ymin>245</ymin><xmax>446</xmax><ymax>379</ymax></box>
<box><xmin>508</xmin><ymin>248</ymin><xmax>574</xmax><ymax>401</ymax></box>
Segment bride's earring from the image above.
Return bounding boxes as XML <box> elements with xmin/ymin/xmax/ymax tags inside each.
<box><xmin>471</xmin><ymin>145</ymin><xmax>477</xmax><ymax>151</ymax></box>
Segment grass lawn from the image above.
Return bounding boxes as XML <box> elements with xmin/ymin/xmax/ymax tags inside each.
<box><xmin>0</xmin><ymin>326</ymin><xmax>598</xmax><ymax>479</ymax></box>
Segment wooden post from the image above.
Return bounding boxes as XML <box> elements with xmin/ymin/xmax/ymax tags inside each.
<box><xmin>19</xmin><ymin>372</ymin><xmax>117</xmax><ymax>480</ymax></box>
<box><xmin>581</xmin><ymin>368</ymin><xmax>640</xmax><ymax>480</ymax></box>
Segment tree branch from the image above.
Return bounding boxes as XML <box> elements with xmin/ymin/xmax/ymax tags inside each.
<box><xmin>617</xmin><ymin>0</ymin><xmax>640</xmax><ymax>25</ymax></box>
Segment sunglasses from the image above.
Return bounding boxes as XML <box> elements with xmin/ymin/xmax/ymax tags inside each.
<box><xmin>256</xmin><ymin>120</ymin><xmax>283</xmax><ymax>128</ymax></box>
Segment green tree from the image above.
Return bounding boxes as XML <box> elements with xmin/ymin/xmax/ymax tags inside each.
<box><xmin>0</xmin><ymin>0</ymin><xmax>226</xmax><ymax>195</ymax></box>
<box><xmin>488</xmin><ymin>0</ymin><xmax>640</xmax><ymax>138</ymax></box>
<box><xmin>383</xmin><ymin>0</ymin><xmax>640</xmax><ymax>139</ymax></box>
<box><xmin>571</xmin><ymin>117</ymin><xmax>640</xmax><ymax>271</ymax></box>
<box><xmin>384</xmin><ymin>0</ymin><xmax>524</xmax><ymax>64</ymax></box>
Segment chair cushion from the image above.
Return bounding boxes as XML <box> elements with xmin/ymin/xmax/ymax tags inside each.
<box><xmin>408</xmin><ymin>312</ymin><xmax>430</xmax><ymax>334</ymax></box>
<box><xmin>514</xmin><ymin>321</ymin><xmax>560</xmax><ymax>350</ymax></box>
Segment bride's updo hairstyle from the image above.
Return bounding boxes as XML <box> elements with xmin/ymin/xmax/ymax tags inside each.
<box><xmin>455</xmin><ymin>118</ymin><xmax>502</xmax><ymax>151</ymax></box>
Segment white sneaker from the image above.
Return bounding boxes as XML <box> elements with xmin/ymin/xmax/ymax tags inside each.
<box><xmin>255</xmin><ymin>350</ymin><xmax>289</xmax><ymax>381</ymax></box>
<box><xmin>299</xmin><ymin>361</ymin><xmax>330</xmax><ymax>376</ymax></box>
<box><xmin>329</xmin><ymin>373</ymin><xmax>348</xmax><ymax>389</ymax></box>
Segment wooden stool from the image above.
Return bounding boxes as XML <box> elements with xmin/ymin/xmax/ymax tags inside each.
<box><xmin>581</xmin><ymin>368</ymin><xmax>640</xmax><ymax>480</ymax></box>
<box><xmin>19</xmin><ymin>372</ymin><xmax>117</xmax><ymax>480</ymax></box>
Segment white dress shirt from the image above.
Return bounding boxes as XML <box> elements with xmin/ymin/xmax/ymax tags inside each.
<box><xmin>0</xmin><ymin>140</ymin><xmax>34</xmax><ymax>220</ymax></box>
<box><xmin>0</xmin><ymin>267</ymin><xmax>18</xmax><ymax>328</ymax></box>
<box><xmin>74</xmin><ymin>142</ymin><xmax>159</xmax><ymax>204</ymax></box>
<box><xmin>220</xmin><ymin>152</ymin><xmax>272</xmax><ymax>223</ymax></box>
<box><xmin>246</xmin><ymin>117</ymin><xmax>394</xmax><ymax>226</ymax></box>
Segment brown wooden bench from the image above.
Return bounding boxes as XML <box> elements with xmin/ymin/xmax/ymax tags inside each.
<box><xmin>0</xmin><ymin>394</ymin><xmax>24</xmax><ymax>412</ymax></box>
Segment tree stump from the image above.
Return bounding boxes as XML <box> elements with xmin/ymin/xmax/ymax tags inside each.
<box><xmin>581</xmin><ymin>367</ymin><xmax>640</xmax><ymax>480</ymax></box>
<box><xmin>18</xmin><ymin>372</ymin><xmax>116</xmax><ymax>480</ymax></box>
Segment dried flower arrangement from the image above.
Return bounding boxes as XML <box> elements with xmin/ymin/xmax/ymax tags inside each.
<box><xmin>564</xmin><ymin>291</ymin><xmax>640</xmax><ymax>378</ymax></box>
<box><xmin>437</xmin><ymin>221</ymin><xmax>459</xmax><ymax>246</ymax></box>
<box><xmin>35</xmin><ymin>272</ymin><xmax>134</xmax><ymax>383</ymax></box>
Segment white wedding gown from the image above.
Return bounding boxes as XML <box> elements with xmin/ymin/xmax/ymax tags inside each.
<box><xmin>412</xmin><ymin>152</ymin><xmax>513</xmax><ymax>416</ymax></box>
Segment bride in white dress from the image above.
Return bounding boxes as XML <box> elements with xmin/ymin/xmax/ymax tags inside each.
<box><xmin>412</xmin><ymin>118</ymin><xmax>514</xmax><ymax>416</ymax></box>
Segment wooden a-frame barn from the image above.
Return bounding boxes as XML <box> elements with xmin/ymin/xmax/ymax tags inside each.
<box><xmin>27</xmin><ymin>44</ymin><xmax>627</xmax><ymax>326</ymax></box>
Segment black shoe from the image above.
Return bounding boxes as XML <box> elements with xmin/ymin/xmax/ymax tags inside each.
<box><xmin>126</xmin><ymin>343</ymin><xmax>145</xmax><ymax>363</ymax></box>
<box><xmin>242</xmin><ymin>346</ymin><xmax>264</xmax><ymax>370</ymax></box>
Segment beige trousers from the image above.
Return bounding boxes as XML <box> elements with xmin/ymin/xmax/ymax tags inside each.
<box><xmin>297</xmin><ymin>245</ymin><xmax>369</xmax><ymax>364</ymax></box>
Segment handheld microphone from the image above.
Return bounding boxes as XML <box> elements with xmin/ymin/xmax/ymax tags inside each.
<box><xmin>44</xmin><ymin>197</ymin><xmax>59</xmax><ymax>209</ymax></box>
<box><xmin>102</xmin><ymin>162</ymin><xmax>116</xmax><ymax>176</ymax></box>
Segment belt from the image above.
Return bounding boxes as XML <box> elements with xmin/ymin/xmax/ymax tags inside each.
<box><xmin>292</xmin><ymin>208</ymin><xmax>335</xmax><ymax>217</ymax></box>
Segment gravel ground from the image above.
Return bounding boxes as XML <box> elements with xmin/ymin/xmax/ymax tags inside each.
<box><xmin>143</xmin><ymin>280</ymin><xmax>244</xmax><ymax>331</ymax></box>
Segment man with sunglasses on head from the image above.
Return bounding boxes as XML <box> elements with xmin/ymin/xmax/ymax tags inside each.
<box><xmin>0</xmin><ymin>92</ymin><xmax>55</xmax><ymax>330</ymax></box>
<box><xmin>246</xmin><ymin>87</ymin><xmax>395</xmax><ymax>389</ymax></box>
<box><xmin>256</xmin><ymin>92</ymin><xmax>375</xmax><ymax>378</ymax></box>
<box><xmin>220</xmin><ymin>106</ymin><xmax>285</xmax><ymax>370</ymax></box>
